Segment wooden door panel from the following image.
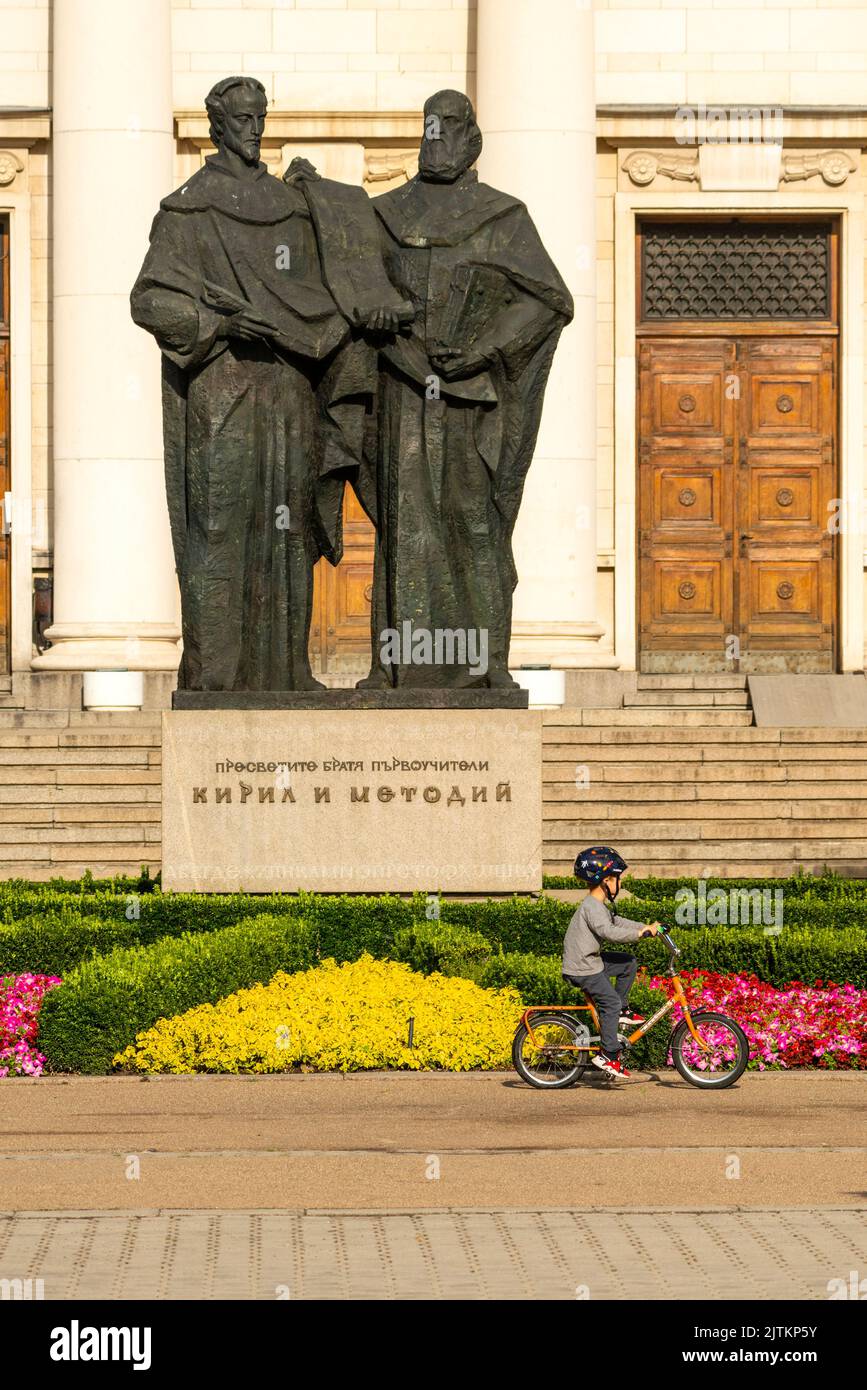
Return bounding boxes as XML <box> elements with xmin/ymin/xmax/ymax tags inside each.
<box><xmin>654</xmin><ymin>561</ymin><xmax>725</xmax><ymax>628</ymax></box>
<box><xmin>751</xmin><ymin>376</ymin><xmax>818</xmax><ymax>435</ymax></box>
<box><xmin>750</xmin><ymin>457</ymin><xmax>820</xmax><ymax>531</ymax></box>
<box><xmin>746</xmin><ymin>559</ymin><xmax>824</xmax><ymax>639</ymax></box>
<box><xmin>652</xmin><ymin>371</ymin><xmax>725</xmax><ymax>437</ymax></box>
<box><xmin>653</xmin><ymin>455</ymin><xmax>726</xmax><ymax>532</ymax></box>
<box><xmin>737</xmin><ymin>339</ymin><xmax>834</xmax><ymax>663</ymax></box>
<box><xmin>639</xmin><ymin>339</ymin><xmax>735</xmax><ymax>652</ymax></box>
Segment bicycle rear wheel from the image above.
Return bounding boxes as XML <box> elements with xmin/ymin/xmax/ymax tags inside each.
<box><xmin>671</xmin><ymin>1010</ymin><xmax>749</xmax><ymax>1089</ymax></box>
<box><xmin>512</xmin><ymin>1013</ymin><xmax>589</xmax><ymax>1089</ymax></box>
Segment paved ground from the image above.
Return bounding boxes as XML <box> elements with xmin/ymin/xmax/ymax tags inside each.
<box><xmin>1</xmin><ymin>1208</ymin><xmax>862</xmax><ymax>1300</ymax></box>
<box><xmin>1</xmin><ymin>1072</ymin><xmax>864</xmax><ymax>1297</ymax></box>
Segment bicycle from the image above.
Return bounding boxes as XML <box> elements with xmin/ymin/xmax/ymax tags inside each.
<box><xmin>511</xmin><ymin>927</ymin><xmax>750</xmax><ymax>1090</ymax></box>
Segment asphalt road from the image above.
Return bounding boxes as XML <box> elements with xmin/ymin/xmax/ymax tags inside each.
<box><xmin>1</xmin><ymin>1070</ymin><xmax>864</xmax><ymax>1211</ymax></box>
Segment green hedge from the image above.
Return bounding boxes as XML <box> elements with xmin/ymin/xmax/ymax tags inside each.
<box><xmin>6</xmin><ymin>886</ymin><xmax>867</xmax><ymax>986</ymax></box>
<box><xmin>625</xmin><ymin>925</ymin><xmax>867</xmax><ymax>987</ymax></box>
<box><xmin>544</xmin><ymin>871</ymin><xmax>867</xmax><ymax>900</ymax></box>
<box><xmin>0</xmin><ymin>911</ymin><xmax>141</xmax><ymax>977</ymax></box>
<box><xmin>392</xmin><ymin>919</ymin><xmax>493</xmax><ymax>982</ymax></box>
<box><xmin>1</xmin><ymin>893</ymin><xmax>574</xmax><ymax>974</ymax></box>
<box><xmin>36</xmin><ymin>914</ymin><xmax>315</xmax><ymax>1074</ymax></box>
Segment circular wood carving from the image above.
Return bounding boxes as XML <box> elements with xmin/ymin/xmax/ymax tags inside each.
<box><xmin>363</xmin><ymin>584</ymin><xmax>373</xmax><ymax>603</ymax></box>
<box><xmin>678</xmin><ymin>394</ymin><xmax>696</xmax><ymax>414</ymax></box>
<box><xmin>679</xmin><ymin>488</ymin><xmax>697</xmax><ymax>507</ymax></box>
<box><xmin>776</xmin><ymin>487</ymin><xmax>794</xmax><ymax>507</ymax></box>
<box><xmin>777</xmin><ymin>581</ymin><xmax>795</xmax><ymax>600</ymax></box>
<box><xmin>776</xmin><ymin>394</ymin><xmax>794</xmax><ymax>414</ymax></box>
<box><xmin>678</xmin><ymin>581</ymin><xmax>697</xmax><ymax>601</ymax></box>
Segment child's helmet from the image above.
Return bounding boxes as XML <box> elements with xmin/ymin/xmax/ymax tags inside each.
<box><xmin>573</xmin><ymin>846</ymin><xmax>628</xmax><ymax>885</ymax></box>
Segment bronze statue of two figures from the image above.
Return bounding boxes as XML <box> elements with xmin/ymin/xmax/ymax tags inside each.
<box><xmin>131</xmin><ymin>80</ymin><xmax>573</xmax><ymax>698</ymax></box>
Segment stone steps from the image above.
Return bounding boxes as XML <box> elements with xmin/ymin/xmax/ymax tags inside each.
<box><xmin>625</xmin><ymin>689</ymin><xmax>751</xmax><ymax>708</ymax></box>
<box><xmin>636</xmin><ymin>674</ymin><xmax>748</xmax><ymax>691</ymax></box>
<box><xmin>0</xmin><ymin>712</ymin><xmax>162</xmax><ymax>879</ymax></box>
<box><xmin>551</xmin><ymin>707</ymin><xmax>754</xmax><ymax>727</ymax></box>
<box><xmin>0</xmin><ymin>707</ymin><xmax>861</xmax><ymax>883</ymax></box>
<box><xmin>543</xmin><ymin>713</ymin><xmax>867</xmax><ymax>878</ymax></box>
<box><xmin>621</xmin><ymin>674</ymin><xmax>754</xmax><ymax>722</ymax></box>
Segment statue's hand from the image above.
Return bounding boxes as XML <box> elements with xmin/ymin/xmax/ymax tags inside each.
<box><xmin>362</xmin><ymin>307</ymin><xmax>406</xmax><ymax>334</ymax></box>
<box><xmin>283</xmin><ymin>157</ymin><xmax>321</xmax><ymax>186</ymax></box>
<box><xmin>430</xmin><ymin>341</ymin><xmax>495</xmax><ymax>380</ymax></box>
<box><xmin>223</xmin><ymin>307</ymin><xmax>279</xmax><ymax>343</ymax></box>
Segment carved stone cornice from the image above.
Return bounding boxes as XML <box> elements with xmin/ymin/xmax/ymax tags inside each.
<box><xmin>365</xmin><ymin>150</ymin><xmax>418</xmax><ymax>185</ymax></box>
<box><xmin>621</xmin><ymin>150</ymin><xmax>698</xmax><ymax>186</ymax></box>
<box><xmin>622</xmin><ymin>146</ymin><xmax>858</xmax><ymax>190</ymax></box>
<box><xmin>0</xmin><ymin>110</ymin><xmax>50</xmax><ymax>145</ymax></box>
<box><xmin>780</xmin><ymin>150</ymin><xmax>857</xmax><ymax>186</ymax></box>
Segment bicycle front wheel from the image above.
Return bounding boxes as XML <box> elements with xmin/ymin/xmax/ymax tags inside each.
<box><xmin>670</xmin><ymin>1010</ymin><xmax>750</xmax><ymax>1089</ymax></box>
<box><xmin>512</xmin><ymin>1013</ymin><xmax>589</xmax><ymax>1089</ymax></box>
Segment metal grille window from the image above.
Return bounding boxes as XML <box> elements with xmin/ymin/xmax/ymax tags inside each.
<box><xmin>640</xmin><ymin>221</ymin><xmax>832</xmax><ymax>320</ymax></box>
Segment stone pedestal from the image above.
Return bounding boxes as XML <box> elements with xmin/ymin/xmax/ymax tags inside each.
<box><xmin>161</xmin><ymin>709</ymin><xmax>542</xmax><ymax>894</ymax></box>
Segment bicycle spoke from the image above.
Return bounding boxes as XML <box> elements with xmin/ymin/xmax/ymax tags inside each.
<box><xmin>677</xmin><ymin>1018</ymin><xmax>746</xmax><ymax>1082</ymax></box>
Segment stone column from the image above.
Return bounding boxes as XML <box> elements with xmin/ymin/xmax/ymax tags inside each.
<box><xmin>476</xmin><ymin>0</ymin><xmax>615</xmax><ymax>669</ymax></box>
<box><xmin>33</xmin><ymin>0</ymin><xmax>180</xmax><ymax>672</ymax></box>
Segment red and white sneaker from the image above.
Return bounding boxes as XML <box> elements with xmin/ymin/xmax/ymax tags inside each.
<box><xmin>592</xmin><ymin>1053</ymin><xmax>631</xmax><ymax>1079</ymax></box>
<box><xmin>619</xmin><ymin>1011</ymin><xmax>645</xmax><ymax>1027</ymax></box>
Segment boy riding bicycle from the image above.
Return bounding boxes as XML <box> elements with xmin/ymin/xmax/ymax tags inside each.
<box><xmin>562</xmin><ymin>845</ymin><xmax>660</xmax><ymax>1079</ymax></box>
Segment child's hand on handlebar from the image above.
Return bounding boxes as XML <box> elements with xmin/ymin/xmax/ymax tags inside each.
<box><xmin>639</xmin><ymin>921</ymin><xmax>661</xmax><ymax>937</ymax></box>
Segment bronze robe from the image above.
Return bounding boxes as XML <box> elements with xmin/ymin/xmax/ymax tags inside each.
<box><xmin>131</xmin><ymin>155</ymin><xmax>371</xmax><ymax>690</ymax></box>
<box><xmin>361</xmin><ymin>170</ymin><xmax>574</xmax><ymax>688</ymax></box>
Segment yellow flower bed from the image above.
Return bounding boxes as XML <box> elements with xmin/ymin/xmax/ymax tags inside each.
<box><xmin>113</xmin><ymin>955</ymin><xmax>523</xmax><ymax>1074</ymax></box>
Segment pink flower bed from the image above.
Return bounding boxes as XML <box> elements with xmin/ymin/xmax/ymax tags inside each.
<box><xmin>649</xmin><ymin>969</ymin><xmax>866</xmax><ymax>1070</ymax></box>
<box><xmin>0</xmin><ymin>972</ymin><xmax>61</xmax><ymax>1077</ymax></box>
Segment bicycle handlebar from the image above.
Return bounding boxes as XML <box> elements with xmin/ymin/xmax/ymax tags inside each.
<box><xmin>657</xmin><ymin>926</ymin><xmax>681</xmax><ymax>957</ymax></box>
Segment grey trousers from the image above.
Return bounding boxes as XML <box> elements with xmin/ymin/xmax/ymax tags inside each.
<box><xmin>564</xmin><ymin>951</ymin><xmax>639</xmax><ymax>1059</ymax></box>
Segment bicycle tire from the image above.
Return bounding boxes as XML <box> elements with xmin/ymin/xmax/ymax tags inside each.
<box><xmin>670</xmin><ymin>1010</ymin><xmax>750</xmax><ymax>1089</ymax></box>
<box><xmin>512</xmin><ymin>1013</ymin><xmax>589</xmax><ymax>1089</ymax></box>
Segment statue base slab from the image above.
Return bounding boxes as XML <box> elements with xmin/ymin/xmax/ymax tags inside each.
<box><xmin>161</xmin><ymin>708</ymin><xmax>542</xmax><ymax>893</ymax></box>
<box><xmin>173</xmin><ymin>688</ymin><xmax>529</xmax><ymax>710</ymax></box>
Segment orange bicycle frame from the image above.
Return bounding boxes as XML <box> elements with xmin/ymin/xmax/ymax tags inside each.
<box><xmin>522</xmin><ymin>972</ymin><xmax>711</xmax><ymax>1053</ymax></box>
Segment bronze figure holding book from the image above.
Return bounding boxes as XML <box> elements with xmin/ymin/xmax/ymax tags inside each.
<box><xmin>356</xmin><ymin>89</ymin><xmax>574</xmax><ymax>690</ymax></box>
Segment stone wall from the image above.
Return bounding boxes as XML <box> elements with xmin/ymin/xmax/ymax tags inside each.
<box><xmin>598</xmin><ymin>1</ymin><xmax>867</xmax><ymax>106</ymax></box>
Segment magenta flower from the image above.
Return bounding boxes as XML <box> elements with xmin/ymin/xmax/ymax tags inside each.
<box><xmin>0</xmin><ymin>972</ymin><xmax>62</xmax><ymax>1078</ymax></box>
<box><xmin>648</xmin><ymin>969</ymin><xmax>867</xmax><ymax>1071</ymax></box>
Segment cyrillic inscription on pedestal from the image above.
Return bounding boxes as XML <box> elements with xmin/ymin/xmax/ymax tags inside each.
<box><xmin>161</xmin><ymin>710</ymin><xmax>542</xmax><ymax>893</ymax></box>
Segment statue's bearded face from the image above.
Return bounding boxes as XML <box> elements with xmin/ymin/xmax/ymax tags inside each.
<box><xmin>220</xmin><ymin>85</ymin><xmax>267</xmax><ymax>165</ymax></box>
<box><xmin>418</xmin><ymin>94</ymin><xmax>481</xmax><ymax>183</ymax></box>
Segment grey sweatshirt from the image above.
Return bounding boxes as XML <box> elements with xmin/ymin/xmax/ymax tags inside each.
<box><xmin>561</xmin><ymin>894</ymin><xmax>644</xmax><ymax>977</ymax></box>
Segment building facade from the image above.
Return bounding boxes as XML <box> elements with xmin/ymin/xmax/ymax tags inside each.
<box><xmin>2</xmin><ymin>0</ymin><xmax>867</xmax><ymax>706</ymax></box>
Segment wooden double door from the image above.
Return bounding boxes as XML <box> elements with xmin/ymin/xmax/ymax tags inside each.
<box><xmin>638</xmin><ymin>334</ymin><xmax>837</xmax><ymax>672</ymax></box>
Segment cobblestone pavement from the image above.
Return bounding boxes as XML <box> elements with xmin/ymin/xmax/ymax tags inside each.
<box><xmin>1</xmin><ymin>1207</ymin><xmax>864</xmax><ymax>1300</ymax></box>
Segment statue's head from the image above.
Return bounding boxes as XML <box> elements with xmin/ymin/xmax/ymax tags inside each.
<box><xmin>418</xmin><ymin>90</ymin><xmax>482</xmax><ymax>183</ymax></box>
<box><xmin>205</xmin><ymin>76</ymin><xmax>267</xmax><ymax>165</ymax></box>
